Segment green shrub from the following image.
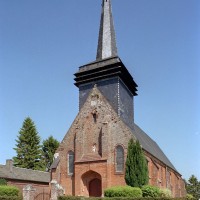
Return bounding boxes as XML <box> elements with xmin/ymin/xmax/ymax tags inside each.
<box><xmin>104</xmin><ymin>186</ymin><xmax>142</xmax><ymax>197</ymax></box>
<box><xmin>58</xmin><ymin>196</ymin><xmax>82</xmax><ymax>200</ymax></box>
<box><xmin>160</xmin><ymin>188</ymin><xmax>172</xmax><ymax>197</ymax></box>
<box><xmin>58</xmin><ymin>197</ymin><xmax>99</xmax><ymax>200</ymax></box>
<box><xmin>0</xmin><ymin>179</ymin><xmax>7</xmax><ymax>185</ymax></box>
<box><xmin>141</xmin><ymin>185</ymin><xmax>161</xmax><ymax>197</ymax></box>
<box><xmin>59</xmin><ymin>197</ymin><xmax>187</xmax><ymax>200</ymax></box>
<box><xmin>186</xmin><ymin>194</ymin><xmax>194</xmax><ymax>199</ymax></box>
<box><xmin>58</xmin><ymin>196</ymin><xmax>187</xmax><ymax>200</ymax></box>
<box><xmin>0</xmin><ymin>196</ymin><xmax>22</xmax><ymax>200</ymax></box>
<box><xmin>0</xmin><ymin>185</ymin><xmax>20</xmax><ymax>196</ymax></box>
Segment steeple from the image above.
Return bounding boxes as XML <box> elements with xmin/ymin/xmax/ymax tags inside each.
<box><xmin>96</xmin><ymin>0</ymin><xmax>118</xmax><ymax>60</ymax></box>
<box><xmin>74</xmin><ymin>0</ymin><xmax>138</xmax><ymax>126</ymax></box>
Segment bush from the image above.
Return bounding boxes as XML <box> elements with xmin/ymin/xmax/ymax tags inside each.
<box><xmin>160</xmin><ymin>188</ymin><xmax>172</xmax><ymax>197</ymax></box>
<box><xmin>0</xmin><ymin>196</ymin><xmax>22</xmax><ymax>200</ymax></box>
<box><xmin>58</xmin><ymin>197</ymin><xmax>99</xmax><ymax>200</ymax></box>
<box><xmin>141</xmin><ymin>185</ymin><xmax>161</xmax><ymax>197</ymax></box>
<box><xmin>58</xmin><ymin>196</ymin><xmax>188</xmax><ymax>200</ymax></box>
<box><xmin>104</xmin><ymin>186</ymin><xmax>142</xmax><ymax>197</ymax></box>
<box><xmin>186</xmin><ymin>194</ymin><xmax>194</xmax><ymax>199</ymax></box>
<box><xmin>58</xmin><ymin>196</ymin><xmax>82</xmax><ymax>200</ymax></box>
<box><xmin>0</xmin><ymin>179</ymin><xmax>7</xmax><ymax>185</ymax></box>
<box><xmin>0</xmin><ymin>186</ymin><xmax>20</xmax><ymax>196</ymax></box>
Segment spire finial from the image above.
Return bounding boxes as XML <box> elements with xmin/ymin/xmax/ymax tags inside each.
<box><xmin>96</xmin><ymin>0</ymin><xmax>118</xmax><ymax>60</ymax></box>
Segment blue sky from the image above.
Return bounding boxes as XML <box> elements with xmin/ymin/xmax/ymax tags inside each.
<box><xmin>0</xmin><ymin>0</ymin><xmax>199</xmax><ymax>181</ymax></box>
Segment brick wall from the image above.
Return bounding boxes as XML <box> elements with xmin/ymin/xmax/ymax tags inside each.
<box><xmin>51</xmin><ymin>86</ymin><xmax>186</xmax><ymax>197</ymax></box>
<box><xmin>7</xmin><ymin>180</ymin><xmax>49</xmax><ymax>192</ymax></box>
<box><xmin>0</xmin><ymin>160</ymin><xmax>50</xmax><ymax>198</ymax></box>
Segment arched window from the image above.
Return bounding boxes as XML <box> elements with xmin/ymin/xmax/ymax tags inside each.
<box><xmin>68</xmin><ymin>151</ymin><xmax>74</xmax><ymax>175</ymax></box>
<box><xmin>115</xmin><ymin>145</ymin><xmax>124</xmax><ymax>172</ymax></box>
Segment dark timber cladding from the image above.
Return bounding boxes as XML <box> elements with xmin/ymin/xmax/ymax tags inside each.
<box><xmin>74</xmin><ymin>56</ymin><xmax>138</xmax><ymax>96</ymax></box>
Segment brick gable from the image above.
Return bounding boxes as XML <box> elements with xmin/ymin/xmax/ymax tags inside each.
<box><xmin>51</xmin><ymin>86</ymin><xmax>186</xmax><ymax>197</ymax></box>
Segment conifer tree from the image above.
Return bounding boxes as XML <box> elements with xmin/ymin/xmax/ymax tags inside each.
<box><xmin>42</xmin><ymin>136</ymin><xmax>59</xmax><ymax>171</ymax></box>
<box><xmin>13</xmin><ymin>117</ymin><xmax>45</xmax><ymax>170</ymax></box>
<box><xmin>125</xmin><ymin>139</ymin><xmax>149</xmax><ymax>187</ymax></box>
<box><xmin>186</xmin><ymin>175</ymin><xmax>200</xmax><ymax>200</ymax></box>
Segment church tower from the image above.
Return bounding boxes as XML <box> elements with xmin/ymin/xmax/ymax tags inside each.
<box><xmin>50</xmin><ymin>1</ymin><xmax>186</xmax><ymax>198</ymax></box>
<box><xmin>74</xmin><ymin>0</ymin><xmax>138</xmax><ymax>126</ymax></box>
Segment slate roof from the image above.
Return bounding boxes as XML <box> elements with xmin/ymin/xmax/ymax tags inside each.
<box><xmin>74</xmin><ymin>56</ymin><xmax>138</xmax><ymax>96</ymax></box>
<box><xmin>131</xmin><ymin>123</ymin><xmax>177</xmax><ymax>172</ymax></box>
<box><xmin>0</xmin><ymin>160</ymin><xmax>50</xmax><ymax>183</ymax></box>
<box><xmin>96</xmin><ymin>0</ymin><xmax>118</xmax><ymax>60</ymax></box>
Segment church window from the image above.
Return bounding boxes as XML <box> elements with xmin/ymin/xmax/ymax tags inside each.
<box><xmin>115</xmin><ymin>145</ymin><xmax>124</xmax><ymax>172</ymax></box>
<box><xmin>68</xmin><ymin>151</ymin><xmax>74</xmax><ymax>175</ymax></box>
<box><xmin>93</xmin><ymin>113</ymin><xmax>97</xmax><ymax>123</ymax></box>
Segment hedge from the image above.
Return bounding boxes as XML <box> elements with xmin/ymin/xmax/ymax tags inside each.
<box><xmin>141</xmin><ymin>185</ymin><xmax>161</xmax><ymax>197</ymax></box>
<box><xmin>0</xmin><ymin>186</ymin><xmax>20</xmax><ymax>197</ymax></box>
<box><xmin>58</xmin><ymin>196</ymin><xmax>187</xmax><ymax>200</ymax></box>
<box><xmin>104</xmin><ymin>186</ymin><xmax>142</xmax><ymax>197</ymax></box>
<box><xmin>59</xmin><ymin>196</ymin><xmax>83</xmax><ymax>200</ymax></box>
<box><xmin>0</xmin><ymin>196</ymin><xmax>22</xmax><ymax>200</ymax></box>
<box><xmin>160</xmin><ymin>189</ymin><xmax>172</xmax><ymax>198</ymax></box>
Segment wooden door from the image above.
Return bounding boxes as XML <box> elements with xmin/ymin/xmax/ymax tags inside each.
<box><xmin>89</xmin><ymin>178</ymin><xmax>102</xmax><ymax>197</ymax></box>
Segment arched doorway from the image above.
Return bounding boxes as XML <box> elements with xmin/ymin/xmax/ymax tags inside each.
<box><xmin>89</xmin><ymin>178</ymin><xmax>102</xmax><ymax>197</ymax></box>
<box><xmin>81</xmin><ymin>170</ymin><xmax>102</xmax><ymax>197</ymax></box>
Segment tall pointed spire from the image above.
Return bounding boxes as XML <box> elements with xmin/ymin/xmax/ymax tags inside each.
<box><xmin>96</xmin><ymin>0</ymin><xmax>118</xmax><ymax>60</ymax></box>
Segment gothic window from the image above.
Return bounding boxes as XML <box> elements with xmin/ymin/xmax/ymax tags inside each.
<box><xmin>68</xmin><ymin>151</ymin><xmax>74</xmax><ymax>175</ymax></box>
<box><xmin>115</xmin><ymin>145</ymin><xmax>124</xmax><ymax>172</ymax></box>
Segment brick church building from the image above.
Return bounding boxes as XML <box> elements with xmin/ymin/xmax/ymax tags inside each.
<box><xmin>51</xmin><ymin>0</ymin><xmax>186</xmax><ymax>197</ymax></box>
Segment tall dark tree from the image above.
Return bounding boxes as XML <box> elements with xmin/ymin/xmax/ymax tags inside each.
<box><xmin>125</xmin><ymin>139</ymin><xmax>149</xmax><ymax>187</ymax></box>
<box><xmin>42</xmin><ymin>136</ymin><xmax>59</xmax><ymax>171</ymax></box>
<box><xmin>13</xmin><ymin>117</ymin><xmax>45</xmax><ymax>170</ymax></box>
<box><xmin>186</xmin><ymin>175</ymin><xmax>200</xmax><ymax>200</ymax></box>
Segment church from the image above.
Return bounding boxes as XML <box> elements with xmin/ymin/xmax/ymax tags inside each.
<box><xmin>50</xmin><ymin>0</ymin><xmax>186</xmax><ymax>197</ymax></box>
